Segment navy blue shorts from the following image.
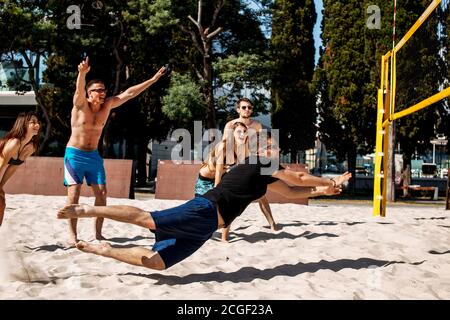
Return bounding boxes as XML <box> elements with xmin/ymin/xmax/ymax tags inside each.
<box><xmin>150</xmin><ymin>196</ymin><xmax>217</xmax><ymax>268</ymax></box>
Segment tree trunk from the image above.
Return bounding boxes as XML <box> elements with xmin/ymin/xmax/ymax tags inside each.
<box><xmin>102</xmin><ymin>38</ymin><xmax>125</xmax><ymax>158</ymax></box>
<box><xmin>183</xmin><ymin>0</ymin><xmax>224</xmax><ymax>130</ymax></box>
<box><xmin>203</xmin><ymin>52</ymin><xmax>216</xmax><ymax>129</ymax></box>
<box><xmin>136</xmin><ymin>137</ymin><xmax>148</xmax><ymax>187</ymax></box>
<box><xmin>20</xmin><ymin>51</ymin><xmax>51</xmax><ymax>154</ymax></box>
<box><xmin>346</xmin><ymin>146</ymin><xmax>357</xmax><ymax>194</ymax></box>
<box><xmin>34</xmin><ymin>93</ymin><xmax>51</xmax><ymax>155</ymax></box>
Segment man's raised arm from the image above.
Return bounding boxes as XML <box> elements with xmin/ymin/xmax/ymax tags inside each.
<box><xmin>108</xmin><ymin>66</ymin><xmax>166</xmax><ymax>109</ymax></box>
<box><xmin>73</xmin><ymin>57</ymin><xmax>90</xmax><ymax>108</ymax></box>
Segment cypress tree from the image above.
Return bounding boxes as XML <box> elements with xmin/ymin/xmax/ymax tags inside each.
<box><xmin>315</xmin><ymin>0</ymin><xmax>374</xmax><ymax>187</ymax></box>
<box><xmin>270</xmin><ymin>0</ymin><xmax>317</xmax><ymax>161</ymax></box>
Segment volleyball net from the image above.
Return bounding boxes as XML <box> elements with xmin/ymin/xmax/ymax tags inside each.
<box><xmin>373</xmin><ymin>0</ymin><xmax>449</xmax><ymax>216</ymax></box>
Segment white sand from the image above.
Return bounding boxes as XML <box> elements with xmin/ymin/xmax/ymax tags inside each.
<box><xmin>0</xmin><ymin>194</ymin><xmax>450</xmax><ymax>299</ymax></box>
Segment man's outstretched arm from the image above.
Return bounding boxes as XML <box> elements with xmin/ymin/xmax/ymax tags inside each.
<box><xmin>108</xmin><ymin>66</ymin><xmax>166</xmax><ymax>109</ymax></box>
<box><xmin>272</xmin><ymin>169</ymin><xmax>351</xmax><ymax>188</ymax></box>
<box><xmin>268</xmin><ymin>180</ymin><xmax>342</xmax><ymax>199</ymax></box>
<box><xmin>73</xmin><ymin>57</ymin><xmax>90</xmax><ymax>108</ymax></box>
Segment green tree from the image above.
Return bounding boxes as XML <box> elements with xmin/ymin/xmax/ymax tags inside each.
<box><xmin>133</xmin><ymin>0</ymin><xmax>269</xmax><ymax>130</ymax></box>
<box><xmin>315</xmin><ymin>1</ymin><xmax>383</xmax><ymax>188</ymax></box>
<box><xmin>0</xmin><ymin>1</ymin><xmax>55</xmax><ymax>153</ymax></box>
<box><xmin>270</xmin><ymin>0</ymin><xmax>317</xmax><ymax>161</ymax></box>
<box><xmin>161</xmin><ymin>73</ymin><xmax>207</xmax><ymax>128</ymax></box>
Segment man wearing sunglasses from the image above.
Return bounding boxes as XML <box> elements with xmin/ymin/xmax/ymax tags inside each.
<box><xmin>224</xmin><ymin>97</ymin><xmax>262</xmax><ymax>133</ymax></box>
<box><xmin>63</xmin><ymin>56</ymin><xmax>166</xmax><ymax>246</ymax></box>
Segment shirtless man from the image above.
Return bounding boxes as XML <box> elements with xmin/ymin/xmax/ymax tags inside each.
<box><xmin>222</xmin><ymin>97</ymin><xmax>277</xmax><ymax>240</ymax></box>
<box><xmin>64</xmin><ymin>57</ymin><xmax>165</xmax><ymax>245</ymax></box>
<box><xmin>224</xmin><ymin>97</ymin><xmax>262</xmax><ymax>133</ymax></box>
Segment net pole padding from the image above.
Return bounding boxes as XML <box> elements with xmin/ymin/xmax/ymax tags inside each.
<box><xmin>392</xmin><ymin>85</ymin><xmax>450</xmax><ymax>120</ymax></box>
<box><xmin>373</xmin><ymin>54</ymin><xmax>390</xmax><ymax>216</ymax></box>
<box><xmin>381</xmin><ymin>52</ymin><xmax>391</xmax><ymax>88</ymax></box>
<box><xmin>381</xmin><ymin>117</ymin><xmax>390</xmax><ymax>217</ymax></box>
<box><xmin>391</xmin><ymin>51</ymin><xmax>397</xmax><ymax>119</ymax></box>
<box><xmin>394</xmin><ymin>0</ymin><xmax>442</xmax><ymax>53</ymax></box>
<box><xmin>381</xmin><ymin>57</ymin><xmax>392</xmax><ymax>218</ymax></box>
<box><xmin>381</xmin><ymin>0</ymin><xmax>398</xmax><ymax>210</ymax></box>
<box><xmin>373</xmin><ymin>89</ymin><xmax>385</xmax><ymax>216</ymax></box>
<box><xmin>384</xmin><ymin>54</ymin><xmax>391</xmax><ymax>87</ymax></box>
<box><xmin>381</xmin><ymin>54</ymin><xmax>393</xmax><ymax>127</ymax></box>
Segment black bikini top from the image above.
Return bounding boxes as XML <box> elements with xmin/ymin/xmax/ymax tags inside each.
<box><xmin>8</xmin><ymin>158</ymin><xmax>25</xmax><ymax>165</ymax></box>
<box><xmin>7</xmin><ymin>140</ymin><xmax>29</xmax><ymax>166</ymax></box>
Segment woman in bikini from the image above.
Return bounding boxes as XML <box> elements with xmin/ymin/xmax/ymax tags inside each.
<box><xmin>194</xmin><ymin>121</ymin><xmax>278</xmax><ymax>242</ymax></box>
<box><xmin>0</xmin><ymin>111</ymin><xmax>40</xmax><ymax>226</ymax></box>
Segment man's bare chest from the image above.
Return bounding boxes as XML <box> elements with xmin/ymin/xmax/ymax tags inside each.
<box><xmin>75</xmin><ymin>109</ymin><xmax>109</xmax><ymax>129</ymax></box>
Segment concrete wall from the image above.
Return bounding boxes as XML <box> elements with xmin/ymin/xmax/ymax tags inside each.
<box><xmin>3</xmin><ymin>156</ymin><xmax>133</xmax><ymax>198</ymax></box>
<box><xmin>155</xmin><ymin>160</ymin><xmax>309</xmax><ymax>205</ymax></box>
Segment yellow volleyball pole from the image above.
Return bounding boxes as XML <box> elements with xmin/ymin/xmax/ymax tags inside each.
<box><xmin>394</xmin><ymin>0</ymin><xmax>442</xmax><ymax>53</ymax></box>
<box><xmin>373</xmin><ymin>53</ymin><xmax>390</xmax><ymax>216</ymax></box>
<box><xmin>373</xmin><ymin>88</ymin><xmax>385</xmax><ymax>216</ymax></box>
<box><xmin>392</xmin><ymin>86</ymin><xmax>450</xmax><ymax>120</ymax></box>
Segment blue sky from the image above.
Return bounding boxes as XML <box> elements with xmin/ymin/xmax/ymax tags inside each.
<box><xmin>314</xmin><ymin>0</ymin><xmax>324</xmax><ymax>65</ymax></box>
<box><xmin>247</xmin><ymin>0</ymin><xmax>323</xmax><ymax>65</ymax></box>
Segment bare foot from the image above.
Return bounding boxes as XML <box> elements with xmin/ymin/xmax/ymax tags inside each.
<box><xmin>221</xmin><ymin>228</ymin><xmax>230</xmax><ymax>243</ymax></box>
<box><xmin>0</xmin><ymin>194</ymin><xmax>6</xmax><ymax>217</ymax></box>
<box><xmin>57</xmin><ymin>204</ymin><xmax>95</xmax><ymax>219</ymax></box>
<box><xmin>76</xmin><ymin>241</ymin><xmax>111</xmax><ymax>256</ymax></box>
<box><xmin>271</xmin><ymin>223</ymin><xmax>280</xmax><ymax>232</ymax></box>
<box><xmin>221</xmin><ymin>236</ymin><xmax>229</xmax><ymax>243</ymax></box>
<box><xmin>92</xmin><ymin>234</ymin><xmax>107</xmax><ymax>241</ymax></box>
<box><xmin>66</xmin><ymin>236</ymin><xmax>79</xmax><ymax>249</ymax></box>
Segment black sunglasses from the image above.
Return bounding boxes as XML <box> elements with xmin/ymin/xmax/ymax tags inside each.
<box><xmin>240</xmin><ymin>105</ymin><xmax>253</xmax><ymax>110</ymax></box>
<box><xmin>89</xmin><ymin>88</ymin><xmax>106</xmax><ymax>93</ymax></box>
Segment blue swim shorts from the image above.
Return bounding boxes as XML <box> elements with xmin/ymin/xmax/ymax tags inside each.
<box><xmin>64</xmin><ymin>146</ymin><xmax>106</xmax><ymax>186</ymax></box>
<box><xmin>150</xmin><ymin>196</ymin><xmax>218</xmax><ymax>268</ymax></box>
<box><xmin>194</xmin><ymin>174</ymin><xmax>214</xmax><ymax>196</ymax></box>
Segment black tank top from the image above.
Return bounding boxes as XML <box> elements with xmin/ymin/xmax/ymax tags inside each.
<box><xmin>201</xmin><ymin>156</ymin><xmax>282</xmax><ymax>227</ymax></box>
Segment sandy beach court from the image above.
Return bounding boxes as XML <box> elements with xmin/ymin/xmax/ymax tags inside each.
<box><xmin>1</xmin><ymin>194</ymin><xmax>449</xmax><ymax>299</ymax></box>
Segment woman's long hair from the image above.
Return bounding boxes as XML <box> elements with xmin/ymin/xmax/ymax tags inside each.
<box><xmin>203</xmin><ymin>122</ymin><xmax>249</xmax><ymax>171</ymax></box>
<box><xmin>0</xmin><ymin>111</ymin><xmax>40</xmax><ymax>156</ymax></box>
